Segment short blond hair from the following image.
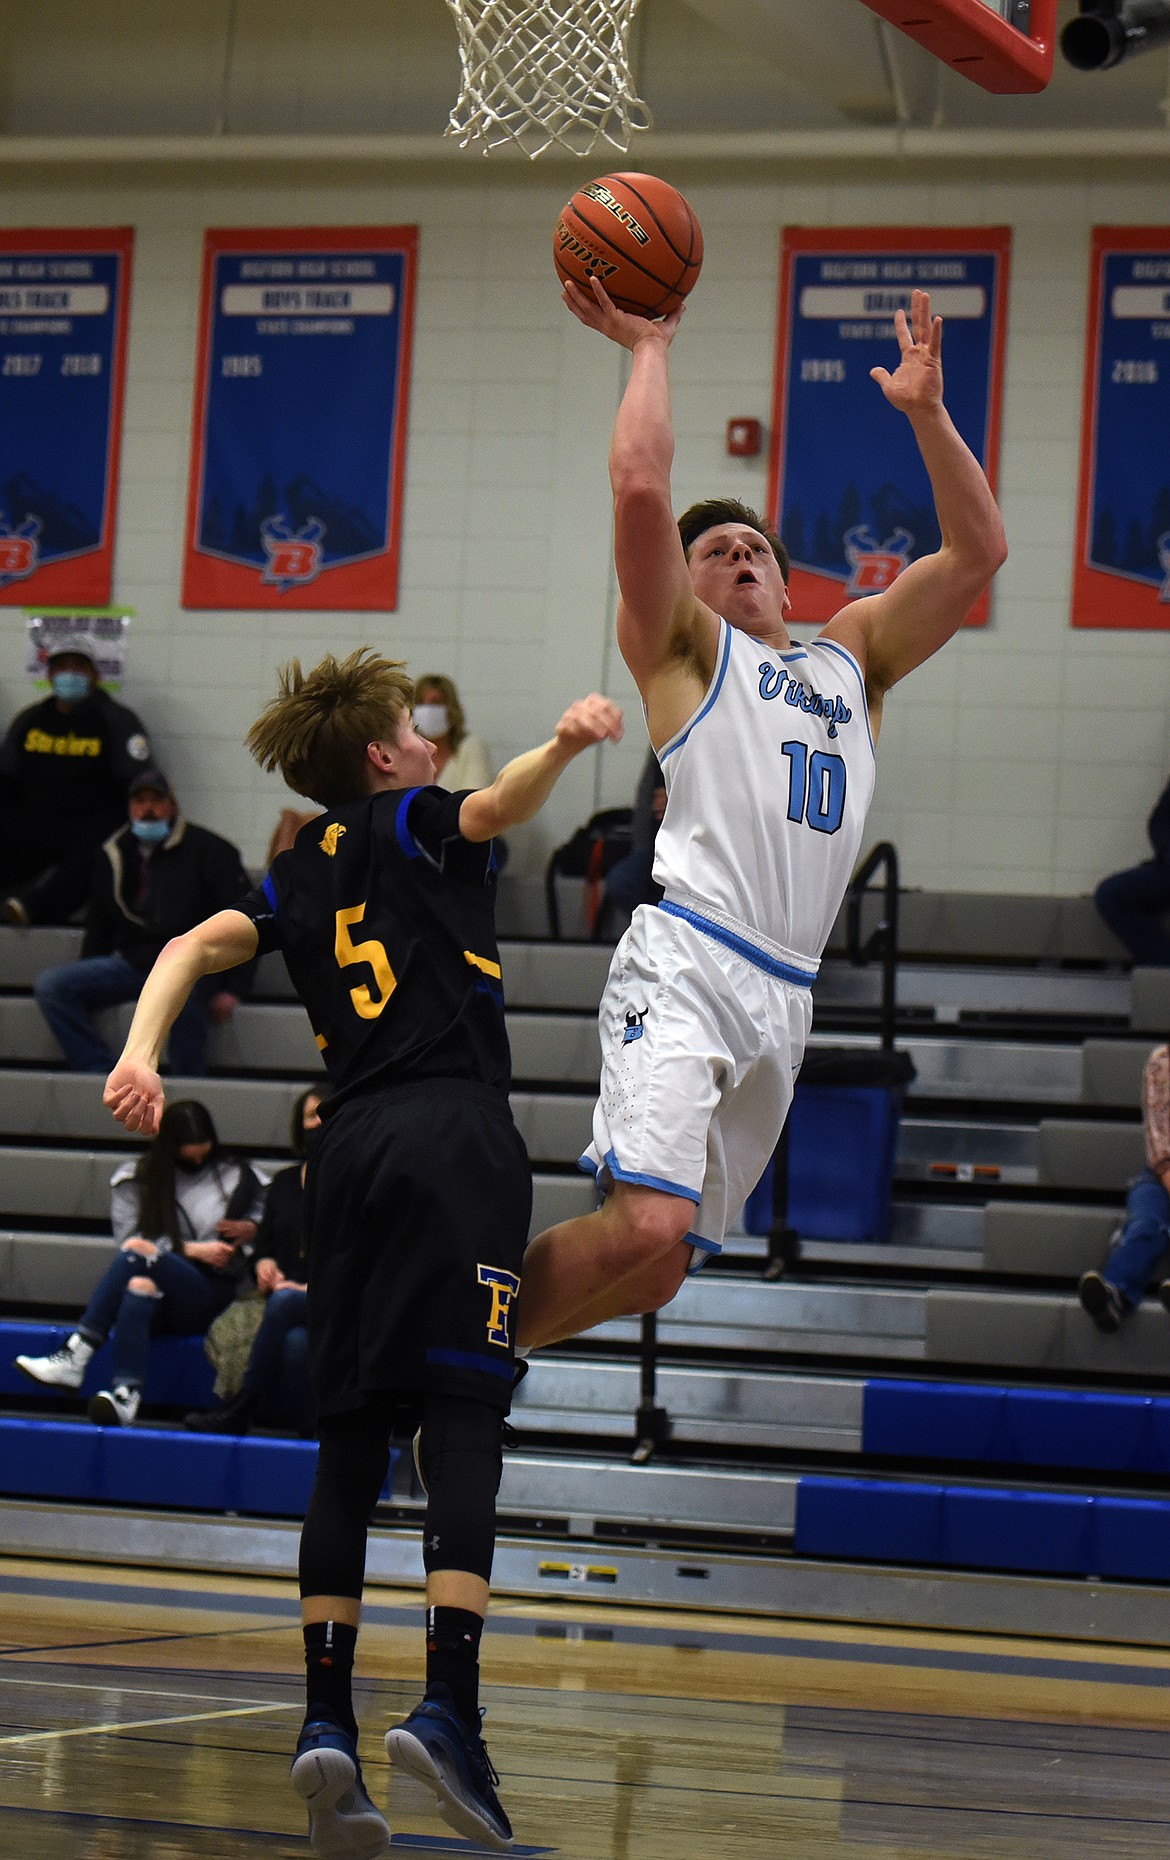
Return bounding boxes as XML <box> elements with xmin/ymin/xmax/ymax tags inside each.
<box><xmin>246</xmin><ymin>647</ymin><xmax>413</xmax><ymax>808</ymax></box>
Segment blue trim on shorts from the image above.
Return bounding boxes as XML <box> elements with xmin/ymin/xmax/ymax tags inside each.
<box><xmin>261</xmin><ymin>872</ymin><xmax>278</xmax><ymax>912</ymax></box>
<box><xmin>687</xmin><ymin>1233</ymin><xmax>722</xmax><ymax>1274</ymax></box>
<box><xmin>426</xmin><ymin>1346</ymin><xmax>513</xmax><ymax>1381</ymax></box>
<box><xmin>813</xmin><ymin>638</ymin><xmax>876</xmax><ymax>758</ymax></box>
<box><xmin>395</xmin><ymin>787</ymin><xmax>424</xmax><ymax>858</ymax></box>
<box><xmin>659</xmin><ymin>621</ymin><xmax>733</xmax><ymax>761</ymax></box>
<box><xmin>603</xmin><ymin>1147</ymin><xmax>702</xmax><ymax>1206</ymax></box>
<box><xmin>658</xmin><ymin>900</ymin><xmax>816</xmax><ymax>987</ymax></box>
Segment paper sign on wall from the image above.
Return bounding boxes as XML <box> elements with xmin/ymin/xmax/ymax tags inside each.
<box><xmin>0</xmin><ymin>228</ymin><xmax>134</xmax><ymax>608</ymax></box>
<box><xmin>182</xmin><ymin>226</ymin><xmax>418</xmax><ymax>611</ymax></box>
<box><xmin>1073</xmin><ymin>226</ymin><xmax>1170</xmax><ymax>629</ymax></box>
<box><xmin>767</xmin><ymin>227</ymin><xmax>1011</xmax><ymax>628</ymax></box>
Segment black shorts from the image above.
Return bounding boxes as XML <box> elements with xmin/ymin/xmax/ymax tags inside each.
<box><xmin>303</xmin><ymin>1078</ymin><xmax>532</xmax><ymax>1419</ymax></box>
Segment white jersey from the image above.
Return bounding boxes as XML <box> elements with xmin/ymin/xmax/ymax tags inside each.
<box><xmin>651</xmin><ymin>619</ymin><xmax>876</xmax><ymax>975</ymax></box>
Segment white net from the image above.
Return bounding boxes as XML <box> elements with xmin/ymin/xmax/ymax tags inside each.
<box><xmin>443</xmin><ymin>0</ymin><xmax>652</xmax><ymax>159</ymax></box>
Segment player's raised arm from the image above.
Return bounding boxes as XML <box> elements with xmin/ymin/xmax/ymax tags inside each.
<box><xmin>459</xmin><ymin>694</ymin><xmax>623</xmax><ymax>842</ymax></box>
<box><xmin>103</xmin><ymin>909</ymin><xmax>260</xmax><ymax>1135</ymax></box>
<box><xmin>562</xmin><ymin>279</ymin><xmax>711</xmax><ymax>689</ymax></box>
<box><xmin>823</xmin><ymin>289</ymin><xmax>1007</xmax><ymax>715</ymax></box>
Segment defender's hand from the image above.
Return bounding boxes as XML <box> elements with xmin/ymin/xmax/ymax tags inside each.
<box><xmin>562</xmin><ymin>276</ymin><xmax>685</xmax><ymax>352</ymax></box>
<box><xmin>554</xmin><ymin>695</ymin><xmax>624</xmax><ymax>757</ymax></box>
<box><xmin>104</xmin><ymin>1058</ymin><xmax>165</xmax><ymax>1136</ymax></box>
<box><xmin>870</xmin><ymin>288</ymin><xmax>943</xmax><ymax>415</ymax></box>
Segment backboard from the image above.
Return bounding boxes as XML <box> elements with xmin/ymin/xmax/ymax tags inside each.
<box><xmin>858</xmin><ymin>0</ymin><xmax>1058</xmax><ymax>92</ymax></box>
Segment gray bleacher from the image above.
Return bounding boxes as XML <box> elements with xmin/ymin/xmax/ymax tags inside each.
<box><xmin>0</xmin><ymin>911</ymin><xmax>1166</xmax><ymax>1491</ymax></box>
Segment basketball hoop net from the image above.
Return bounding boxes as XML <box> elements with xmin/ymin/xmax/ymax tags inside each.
<box><xmin>442</xmin><ymin>0</ymin><xmax>653</xmax><ymax>159</ymax></box>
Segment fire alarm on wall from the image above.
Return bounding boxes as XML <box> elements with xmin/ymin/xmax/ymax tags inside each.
<box><xmin>726</xmin><ymin>418</ymin><xmax>762</xmax><ymax>457</ymax></box>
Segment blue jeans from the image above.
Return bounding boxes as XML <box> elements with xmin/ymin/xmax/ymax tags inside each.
<box><xmin>78</xmin><ymin>1247</ymin><xmax>237</xmax><ymax>1389</ymax></box>
<box><xmin>34</xmin><ymin>951</ymin><xmax>214</xmax><ymax>1074</ymax></box>
<box><xmin>1095</xmin><ymin>862</ymin><xmax>1170</xmax><ymax>966</ymax></box>
<box><xmin>1102</xmin><ymin>1169</ymin><xmax>1170</xmax><ymax>1308</ymax></box>
<box><xmin>243</xmin><ymin>1285</ymin><xmax>309</xmax><ymax>1398</ymax></box>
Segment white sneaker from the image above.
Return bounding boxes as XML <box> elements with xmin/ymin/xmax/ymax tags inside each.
<box><xmin>88</xmin><ymin>1384</ymin><xmax>140</xmax><ymax>1426</ymax></box>
<box><xmin>15</xmin><ymin>1332</ymin><xmax>95</xmax><ymax>1391</ymax></box>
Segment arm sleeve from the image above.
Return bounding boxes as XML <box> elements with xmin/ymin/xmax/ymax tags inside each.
<box><xmin>230</xmin><ymin>874</ymin><xmax>283</xmax><ymax>959</ymax></box>
<box><xmin>1144</xmin><ymin>1045</ymin><xmax>1170</xmax><ymax>1175</ymax></box>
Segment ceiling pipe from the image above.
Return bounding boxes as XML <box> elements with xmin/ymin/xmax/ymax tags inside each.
<box><xmin>0</xmin><ymin>126</ymin><xmax>1168</xmax><ymax>166</ymax></box>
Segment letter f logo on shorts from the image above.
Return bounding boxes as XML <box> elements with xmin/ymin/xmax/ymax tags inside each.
<box><xmin>477</xmin><ymin>1265</ymin><xmax>520</xmax><ymax>1348</ymax></box>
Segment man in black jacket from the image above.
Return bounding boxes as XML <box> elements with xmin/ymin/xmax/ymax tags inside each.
<box><xmin>33</xmin><ymin>767</ymin><xmax>250</xmax><ymax>1074</ymax></box>
<box><xmin>0</xmin><ymin>638</ymin><xmax>154</xmax><ymax>926</ymax></box>
<box><xmin>1096</xmin><ymin>777</ymin><xmax>1170</xmax><ymax>966</ymax></box>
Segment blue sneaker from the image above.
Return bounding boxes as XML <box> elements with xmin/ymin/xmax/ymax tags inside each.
<box><xmin>385</xmin><ymin>1684</ymin><xmax>513</xmax><ymax>1850</ymax></box>
<box><xmin>291</xmin><ymin>1714</ymin><xmax>391</xmax><ymax>1857</ymax></box>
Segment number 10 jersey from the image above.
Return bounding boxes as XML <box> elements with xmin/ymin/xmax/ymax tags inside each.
<box><xmin>651</xmin><ymin>619</ymin><xmax>877</xmax><ymax>974</ymax></box>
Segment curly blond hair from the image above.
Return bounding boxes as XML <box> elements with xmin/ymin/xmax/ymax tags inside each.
<box><xmin>246</xmin><ymin>647</ymin><xmax>414</xmax><ymax>808</ymax></box>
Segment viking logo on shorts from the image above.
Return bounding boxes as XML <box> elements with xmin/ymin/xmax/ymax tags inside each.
<box><xmin>0</xmin><ymin>513</ymin><xmax>41</xmax><ymax>588</ymax></box>
<box><xmin>622</xmin><ymin>1007</ymin><xmax>648</xmax><ymax>1045</ymax></box>
<box><xmin>477</xmin><ymin>1265</ymin><xmax>520</xmax><ymax>1348</ymax></box>
<box><xmin>1158</xmin><ymin>531</ymin><xmax>1170</xmax><ymax>603</ymax></box>
<box><xmin>260</xmin><ymin>514</ymin><xmax>325</xmax><ymax>590</ymax></box>
<box><xmin>843</xmin><ymin>525</ymin><xmax>913</xmax><ymax>598</ymax></box>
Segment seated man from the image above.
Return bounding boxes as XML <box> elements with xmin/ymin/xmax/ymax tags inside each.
<box><xmin>1079</xmin><ymin>1041</ymin><xmax>1170</xmax><ymax>1331</ymax></box>
<box><xmin>1095</xmin><ymin>771</ymin><xmax>1170</xmax><ymax>967</ymax></box>
<box><xmin>0</xmin><ymin>636</ymin><xmax>154</xmax><ymax>926</ymax></box>
<box><xmin>34</xmin><ymin>767</ymin><xmax>250</xmax><ymax>1076</ymax></box>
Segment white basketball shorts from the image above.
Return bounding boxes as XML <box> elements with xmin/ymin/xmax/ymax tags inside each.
<box><xmin>580</xmin><ymin>900</ymin><xmax>815</xmax><ymax>1268</ymax></box>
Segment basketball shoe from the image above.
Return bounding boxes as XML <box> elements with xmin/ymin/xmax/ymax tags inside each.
<box><xmin>15</xmin><ymin>1331</ymin><xmax>94</xmax><ymax>1390</ymax></box>
<box><xmin>1077</xmin><ymin>1270</ymin><xmax>1127</xmax><ymax>1334</ymax></box>
<box><xmin>291</xmin><ymin>1713</ymin><xmax>391</xmax><ymax>1857</ymax></box>
<box><xmin>385</xmin><ymin>1683</ymin><xmax>513</xmax><ymax>1850</ymax></box>
<box><xmin>87</xmin><ymin>1384</ymin><xmax>140</xmax><ymax>1426</ymax></box>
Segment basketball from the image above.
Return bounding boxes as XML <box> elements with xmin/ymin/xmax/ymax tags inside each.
<box><xmin>554</xmin><ymin>172</ymin><xmax>704</xmax><ymax>319</ymax></box>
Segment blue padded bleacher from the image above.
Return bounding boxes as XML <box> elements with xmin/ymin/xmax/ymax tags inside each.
<box><xmin>793</xmin><ymin>1474</ymin><xmax>1170</xmax><ymax>1581</ymax></box>
<box><xmin>1</xmin><ymin>1320</ymin><xmax>216</xmax><ymax>1409</ymax></box>
<box><xmin>0</xmin><ymin>1416</ymin><xmax>334</xmax><ymax>1517</ymax></box>
<box><xmin>863</xmin><ymin>1377</ymin><xmax>1170</xmax><ymax>1476</ymax></box>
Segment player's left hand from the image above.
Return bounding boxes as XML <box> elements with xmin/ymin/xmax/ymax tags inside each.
<box><xmin>869</xmin><ymin>288</ymin><xmax>943</xmax><ymax>415</ymax></box>
<box><xmin>104</xmin><ymin>1057</ymin><xmax>165</xmax><ymax>1136</ymax></box>
<box><xmin>555</xmin><ymin>694</ymin><xmax>624</xmax><ymax>756</ymax></box>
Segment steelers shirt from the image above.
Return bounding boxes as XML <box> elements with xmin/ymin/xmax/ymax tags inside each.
<box><xmin>235</xmin><ymin>786</ymin><xmax>509</xmax><ymax>1106</ymax></box>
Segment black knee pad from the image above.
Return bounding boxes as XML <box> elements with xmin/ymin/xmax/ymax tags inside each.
<box><xmin>419</xmin><ymin>1394</ymin><xmax>504</xmax><ymax>1583</ymax></box>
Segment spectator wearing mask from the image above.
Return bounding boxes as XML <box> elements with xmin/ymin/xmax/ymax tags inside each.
<box><xmin>14</xmin><ymin>1099</ymin><xmax>268</xmax><ymax>1426</ymax></box>
<box><xmin>413</xmin><ymin>675</ymin><xmax>492</xmax><ymax>792</ymax></box>
<box><xmin>1079</xmin><ymin>1042</ymin><xmax>1170</xmax><ymax>1331</ymax></box>
<box><xmin>0</xmin><ymin>638</ymin><xmax>153</xmax><ymax>926</ymax></box>
<box><xmin>1095</xmin><ymin>774</ymin><xmax>1170</xmax><ymax>967</ymax></box>
<box><xmin>185</xmin><ymin>1083</ymin><xmax>327</xmax><ymax>1435</ymax></box>
<box><xmin>33</xmin><ymin>767</ymin><xmax>251</xmax><ymax>1076</ymax></box>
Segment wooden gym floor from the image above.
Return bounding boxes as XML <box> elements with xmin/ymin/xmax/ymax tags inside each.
<box><xmin>0</xmin><ymin>1555</ymin><xmax>1168</xmax><ymax>1856</ymax></box>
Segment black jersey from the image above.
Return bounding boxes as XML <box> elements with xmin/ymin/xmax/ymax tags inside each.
<box><xmin>236</xmin><ymin>786</ymin><xmax>509</xmax><ymax>1106</ymax></box>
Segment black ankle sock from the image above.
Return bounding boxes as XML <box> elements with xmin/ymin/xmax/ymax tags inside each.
<box><xmin>303</xmin><ymin>1619</ymin><xmax>359</xmax><ymax>1740</ymax></box>
<box><xmin>425</xmin><ymin>1605</ymin><xmax>483</xmax><ymax>1731</ymax></box>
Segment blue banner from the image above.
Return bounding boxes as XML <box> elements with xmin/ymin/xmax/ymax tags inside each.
<box><xmin>768</xmin><ymin>229</ymin><xmax>1010</xmax><ymax>626</ymax></box>
<box><xmin>0</xmin><ymin>229</ymin><xmax>133</xmax><ymax>606</ymax></box>
<box><xmin>183</xmin><ymin>227</ymin><xmax>417</xmax><ymax>610</ymax></box>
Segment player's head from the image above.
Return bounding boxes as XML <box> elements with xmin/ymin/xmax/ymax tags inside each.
<box><xmin>678</xmin><ymin>498</ymin><xmax>791</xmax><ymax>633</ymax></box>
<box><xmin>246</xmin><ymin>647</ymin><xmax>433</xmax><ymax>807</ymax></box>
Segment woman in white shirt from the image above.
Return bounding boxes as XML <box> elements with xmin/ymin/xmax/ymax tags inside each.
<box><xmin>14</xmin><ymin>1099</ymin><xmax>267</xmax><ymax>1425</ymax></box>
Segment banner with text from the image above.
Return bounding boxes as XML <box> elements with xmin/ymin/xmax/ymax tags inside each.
<box><xmin>183</xmin><ymin>226</ymin><xmax>418</xmax><ymax>611</ymax></box>
<box><xmin>768</xmin><ymin>227</ymin><xmax>1011</xmax><ymax>628</ymax></box>
<box><xmin>0</xmin><ymin>228</ymin><xmax>134</xmax><ymax>608</ymax></box>
<box><xmin>1073</xmin><ymin>227</ymin><xmax>1170</xmax><ymax>629</ymax></box>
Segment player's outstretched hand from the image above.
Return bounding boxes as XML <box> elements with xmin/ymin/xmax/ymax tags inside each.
<box><xmin>562</xmin><ymin>276</ymin><xmax>685</xmax><ymax>352</ymax></box>
<box><xmin>104</xmin><ymin>1057</ymin><xmax>165</xmax><ymax>1137</ymax></box>
<box><xmin>869</xmin><ymin>287</ymin><xmax>943</xmax><ymax>414</ymax></box>
<box><xmin>555</xmin><ymin>694</ymin><xmax>624</xmax><ymax>757</ymax></box>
